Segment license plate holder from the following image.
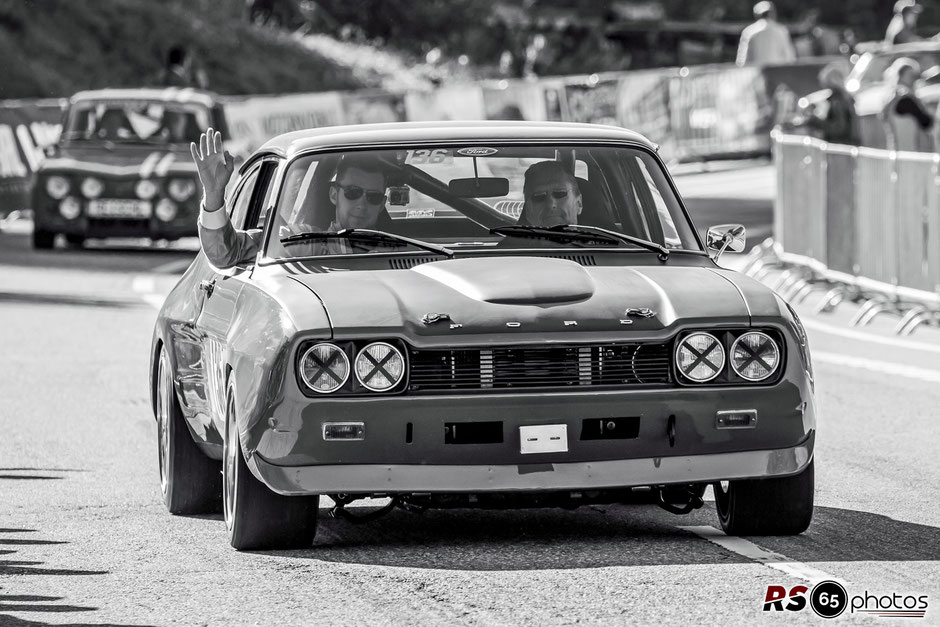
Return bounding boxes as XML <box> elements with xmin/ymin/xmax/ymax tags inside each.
<box><xmin>519</xmin><ymin>424</ymin><xmax>568</xmax><ymax>454</ymax></box>
<box><xmin>87</xmin><ymin>199</ymin><xmax>152</xmax><ymax>218</ymax></box>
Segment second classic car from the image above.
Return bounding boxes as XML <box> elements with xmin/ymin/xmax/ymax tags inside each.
<box><xmin>151</xmin><ymin>121</ymin><xmax>816</xmax><ymax>550</ymax></box>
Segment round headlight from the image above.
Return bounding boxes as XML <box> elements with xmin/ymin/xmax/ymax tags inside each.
<box><xmin>155</xmin><ymin>199</ymin><xmax>178</xmax><ymax>222</ymax></box>
<box><xmin>676</xmin><ymin>332</ymin><xmax>725</xmax><ymax>382</ymax></box>
<box><xmin>80</xmin><ymin>177</ymin><xmax>104</xmax><ymax>199</ymax></box>
<box><xmin>59</xmin><ymin>196</ymin><xmax>81</xmax><ymax>220</ymax></box>
<box><xmin>135</xmin><ymin>179</ymin><xmax>157</xmax><ymax>200</ymax></box>
<box><xmin>730</xmin><ymin>332</ymin><xmax>780</xmax><ymax>381</ymax></box>
<box><xmin>299</xmin><ymin>343</ymin><xmax>349</xmax><ymax>393</ymax></box>
<box><xmin>355</xmin><ymin>342</ymin><xmax>405</xmax><ymax>392</ymax></box>
<box><xmin>167</xmin><ymin>178</ymin><xmax>196</xmax><ymax>202</ymax></box>
<box><xmin>46</xmin><ymin>176</ymin><xmax>70</xmax><ymax>199</ymax></box>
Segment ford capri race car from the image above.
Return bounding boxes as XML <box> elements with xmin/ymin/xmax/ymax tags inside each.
<box><xmin>150</xmin><ymin>121</ymin><xmax>816</xmax><ymax>550</ymax></box>
<box><xmin>32</xmin><ymin>88</ymin><xmax>228</xmax><ymax>249</ymax></box>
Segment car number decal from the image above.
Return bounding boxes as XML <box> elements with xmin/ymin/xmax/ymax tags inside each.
<box><xmin>405</xmin><ymin>148</ymin><xmax>452</xmax><ymax>165</ymax></box>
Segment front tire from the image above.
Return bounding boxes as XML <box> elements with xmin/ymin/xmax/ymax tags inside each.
<box><xmin>223</xmin><ymin>378</ymin><xmax>319</xmax><ymax>551</ymax></box>
<box><xmin>714</xmin><ymin>459</ymin><xmax>814</xmax><ymax>535</ymax></box>
<box><xmin>32</xmin><ymin>228</ymin><xmax>55</xmax><ymax>249</ymax></box>
<box><xmin>155</xmin><ymin>347</ymin><xmax>222</xmax><ymax>514</ymax></box>
<box><xmin>65</xmin><ymin>234</ymin><xmax>86</xmax><ymax>248</ymax></box>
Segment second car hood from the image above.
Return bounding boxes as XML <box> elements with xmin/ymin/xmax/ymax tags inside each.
<box><xmin>288</xmin><ymin>256</ymin><xmax>764</xmax><ymax>343</ymax></box>
<box><xmin>40</xmin><ymin>144</ymin><xmax>196</xmax><ymax>178</ymax></box>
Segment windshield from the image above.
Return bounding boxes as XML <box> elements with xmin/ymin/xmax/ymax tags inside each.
<box><xmin>264</xmin><ymin>143</ymin><xmax>700</xmax><ymax>260</ymax></box>
<box><xmin>62</xmin><ymin>100</ymin><xmax>210</xmax><ymax>145</ymax></box>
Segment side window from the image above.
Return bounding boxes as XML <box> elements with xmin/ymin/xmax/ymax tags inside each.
<box><xmin>251</xmin><ymin>161</ymin><xmax>279</xmax><ymax>229</ymax></box>
<box><xmin>229</xmin><ymin>166</ymin><xmax>261</xmax><ymax>228</ymax></box>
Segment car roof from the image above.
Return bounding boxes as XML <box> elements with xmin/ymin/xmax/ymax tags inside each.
<box><xmin>69</xmin><ymin>87</ymin><xmax>218</xmax><ymax>108</ymax></box>
<box><xmin>255</xmin><ymin>121</ymin><xmax>656</xmax><ymax>160</ymax></box>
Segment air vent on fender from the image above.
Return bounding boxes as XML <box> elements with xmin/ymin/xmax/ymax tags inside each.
<box><xmin>389</xmin><ymin>256</ymin><xmax>438</xmax><ymax>270</ymax></box>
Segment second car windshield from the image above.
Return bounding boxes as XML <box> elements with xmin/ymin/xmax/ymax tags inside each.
<box><xmin>264</xmin><ymin>144</ymin><xmax>700</xmax><ymax>259</ymax></box>
<box><xmin>63</xmin><ymin>100</ymin><xmax>209</xmax><ymax>145</ymax></box>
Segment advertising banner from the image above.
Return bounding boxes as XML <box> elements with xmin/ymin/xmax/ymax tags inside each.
<box><xmin>563</xmin><ymin>76</ymin><xmax>621</xmax><ymax>127</ymax></box>
<box><xmin>481</xmin><ymin>80</ymin><xmax>548</xmax><ymax>121</ymax></box>
<box><xmin>403</xmin><ymin>85</ymin><xmax>486</xmax><ymax>121</ymax></box>
<box><xmin>616</xmin><ymin>69</ymin><xmax>676</xmax><ymax>159</ymax></box>
<box><xmin>341</xmin><ymin>91</ymin><xmax>407</xmax><ymax>125</ymax></box>
<box><xmin>0</xmin><ymin>99</ymin><xmax>66</xmax><ymax>214</ymax></box>
<box><xmin>223</xmin><ymin>91</ymin><xmax>346</xmax><ymax>152</ymax></box>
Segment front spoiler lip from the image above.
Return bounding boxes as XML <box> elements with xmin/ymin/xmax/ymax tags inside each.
<box><xmin>251</xmin><ymin>432</ymin><xmax>814</xmax><ymax>496</ymax></box>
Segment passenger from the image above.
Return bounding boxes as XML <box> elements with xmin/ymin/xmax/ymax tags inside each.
<box><xmin>881</xmin><ymin>58</ymin><xmax>934</xmax><ymax>152</ymax></box>
<box><xmin>191</xmin><ymin>128</ymin><xmax>388</xmax><ymax>268</ymax></box>
<box><xmin>519</xmin><ymin>160</ymin><xmax>582</xmax><ymax>227</ymax></box>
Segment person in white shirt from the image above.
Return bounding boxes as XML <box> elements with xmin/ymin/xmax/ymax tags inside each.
<box><xmin>736</xmin><ymin>1</ymin><xmax>797</xmax><ymax>67</ymax></box>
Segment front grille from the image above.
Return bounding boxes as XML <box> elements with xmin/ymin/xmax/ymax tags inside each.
<box><xmin>408</xmin><ymin>343</ymin><xmax>672</xmax><ymax>393</ymax></box>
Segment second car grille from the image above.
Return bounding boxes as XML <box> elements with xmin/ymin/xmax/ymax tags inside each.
<box><xmin>408</xmin><ymin>343</ymin><xmax>672</xmax><ymax>393</ymax></box>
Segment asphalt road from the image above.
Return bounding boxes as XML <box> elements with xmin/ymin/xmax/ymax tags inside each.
<box><xmin>1</xmin><ymin>170</ymin><xmax>938</xmax><ymax>625</ymax></box>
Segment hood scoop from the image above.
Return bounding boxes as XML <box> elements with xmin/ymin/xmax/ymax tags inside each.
<box><xmin>412</xmin><ymin>256</ymin><xmax>595</xmax><ymax>305</ymax></box>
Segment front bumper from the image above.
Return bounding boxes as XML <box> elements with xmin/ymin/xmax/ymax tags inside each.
<box><xmin>251</xmin><ymin>433</ymin><xmax>814</xmax><ymax>495</ymax></box>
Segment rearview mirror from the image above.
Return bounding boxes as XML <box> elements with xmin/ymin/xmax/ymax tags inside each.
<box><xmin>706</xmin><ymin>223</ymin><xmax>746</xmax><ymax>257</ymax></box>
<box><xmin>449</xmin><ymin>177</ymin><xmax>509</xmax><ymax>198</ymax></box>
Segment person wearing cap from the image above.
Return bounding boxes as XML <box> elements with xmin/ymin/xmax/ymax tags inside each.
<box><xmin>736</xmin><ymin>1</ymin><xmax>796</xmax><ymax>67</ymax></box>
<box><xmin>885</xmin><ymin>0</ymin><xmax>923</xmax><ymax>46</ymax></box>
<box><xmin>880</xmin><ymin>57</ymin><xmax>934</xmax><ymax>151</ymax></box>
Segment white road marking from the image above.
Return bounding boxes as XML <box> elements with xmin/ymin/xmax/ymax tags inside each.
<box><xmin>813</xmin><ymin>351</ymin><xmax>940</xmax><ymax>383</ymax></box>
<box><xmin>680</xmin><ymin>525</ymin><xmax>845</xmax><ymax>584</ymax></box>
<box><xmin>802</xmin><ymin>317</ymin><xmax>940</xmax><ymax>354</ymax></box>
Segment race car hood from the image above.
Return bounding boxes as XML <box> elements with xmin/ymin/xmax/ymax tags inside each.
<box><xmin>288</xmin><ymin>256</ymin><xmax>774</xmax><ymax>344</ymax></box>
<box><xmin>39</xmin><ymin>144</ymin><xmax>196</xmax><ymax>178</ymax></box>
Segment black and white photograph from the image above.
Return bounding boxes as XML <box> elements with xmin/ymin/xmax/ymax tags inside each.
<box><xmin>1</xmin><ymin>0</ymin><xmax>938</xmax><ymax>624</ymax></box>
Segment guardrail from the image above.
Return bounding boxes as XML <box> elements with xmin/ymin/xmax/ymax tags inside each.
<box><xmin>750</xmin><ymin>132</ymin><xmax>940</xmax><ymax>335</ymax></box>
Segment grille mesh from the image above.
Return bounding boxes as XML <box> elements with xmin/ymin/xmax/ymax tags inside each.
<box><xmin>408</xmin><ymin>343</ymin><xmax>672</xmax><ymax>393</ymax></box>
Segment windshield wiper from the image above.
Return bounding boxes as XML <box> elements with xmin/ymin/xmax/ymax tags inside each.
<box><xmin>280</xmin><ymin>228</ymin><xmax>454</xmax><ymax>258</ymax></box>
<box><xmin>549</xmin><ymin>224</ymin><xmax>670</xmax><ymax>261</ymax></box>
<box><xmin>490</xmin><ymin>225</ymin><xmax>621</xmax><ymax>246</ymax></box>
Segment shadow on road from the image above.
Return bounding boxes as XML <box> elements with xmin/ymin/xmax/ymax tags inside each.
<box><xmin>274</xmin><ymin>504</ymin><xmax>940</xmax><ymax>571</ymax></box>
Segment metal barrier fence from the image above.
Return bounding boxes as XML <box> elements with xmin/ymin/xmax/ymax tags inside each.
<box><xmin>770</xmin><ymin>132</ymin><xmax>940</xmax><ymax>334</ymax></box>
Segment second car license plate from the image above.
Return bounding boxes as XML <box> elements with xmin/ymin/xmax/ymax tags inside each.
<box><xmin>519</xmin><ymin>424</ymin><xmax>568</xmax><ymax>454</ymax></box>
<box><xmin>87</xmin><ymin>199</ymin><xmax>152</xmax><ymax>218</ymax></box>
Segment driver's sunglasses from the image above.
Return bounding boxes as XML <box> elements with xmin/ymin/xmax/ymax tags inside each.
<box><xmin>333</xmin><ymin>183</ymin><xmax>386</xmax><ymax>205</ymax></box>
<box><xmin>530</xmin><ymin>189</ymin><xmax>569</xmax><ymax>203</ymax></box>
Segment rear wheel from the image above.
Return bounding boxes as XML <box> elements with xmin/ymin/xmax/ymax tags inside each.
<box><xmin>223</xmin><ymin>378</ymin><xmax>319</xmax><ymax>550</ymax></box>
<box><xmin>714</xmin><ymin>459</ymin><xmax>814</xmax><ymax>535</ymax></box>
<box><xmin>32</xmin><ymin>228</ymin><xmax>55</xmax><ymax>249</ymax></box>
<box><xmin>155</xmin><ymin>347</ymin><xmax>222</xmax><ymax>514</ymax></box>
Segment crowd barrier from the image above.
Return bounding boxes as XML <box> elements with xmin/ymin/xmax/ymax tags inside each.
<box><xmin>757</xmin><ymin>132</ymin><xmax>940</xmax><ymax>335</ymax></box>
<box><xmin>0</xmin><ymin>58</ymin><xmax>838</xmax><ymax>214</ymax></box>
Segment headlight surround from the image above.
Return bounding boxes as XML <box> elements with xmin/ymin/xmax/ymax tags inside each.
<box><xmin>167</xmin><ymin>178</ymin><xmax>196</xmax><ymax>202</ymax></box>
<box><xmin>80</xmin><ymin>177</ymin><xmax>104</xmax><ymax>199</ymax></box>
<box><xmin>299</xmin><ymin>343</ymin><xmax>349</xmax><ymax>394</ymax></box>
<box><xmin>730</xmin><ymin>331</ymin><xmax>780</xmax><ymax>381</ymax></box>
<box><xmin>355</xmin><ymin>342</ymin><xmax>405</xmax><ymax>392</ymax></box>
<box><xmin>155</xmin><ymin>199</ymin><xmax>178</xmax><ymax>221</ymax></box>
<box><xmin>675</xmin><ymin>332</ymin><xmax>725</xmax><ymax>382</ymax></box>
<box><xmin>46</xmin><ymin>175</ymin><xmax>70</xmax><ymax>199</ymax></box>
<box><xmin>59</xmin><ymin>196</ymin><xmax>81</xmax><ymax>220</ymax></box>
<box><xmin>135</xmin><ymin>179</ymin><xmax>158</xmax><ymax>200</ymax></box>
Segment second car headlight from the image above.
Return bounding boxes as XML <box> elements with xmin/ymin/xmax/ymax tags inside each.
<box><xmin>355</xmin><ymin>342</ymin><xmax>404</xmax><ymax>391</ymax></box>
<box><xmin>46</xmin><ymin>175</ymin><xmax>70</xmax><ymax>199</ymax></box>
<box><xmin>730</xmin><ymin>332</ymin><xmax>779</xmax><ymax>381</ymax></box>
<box><xmin>676</xmin><ymin>332</ymin><xmax>725</xmax><ymax>382</ymax></box>
<box><xmin>167</xmin><ymin>178</ymin><xmax>196</xmax><ymax>202</ymax></box>
<box><xmin>135</xmin><ymin>179</ymin><xmax>157</xmax><ymax>200</ymax></box>
<box><xmin>80</xmin><ymin>177</ymin><xmax>104</xmax><ymax>199</ymax></box>
<box><xmin>299</xmin><ymin>343</ymin><xmax>349</xmax><ymax>393</ymax></box>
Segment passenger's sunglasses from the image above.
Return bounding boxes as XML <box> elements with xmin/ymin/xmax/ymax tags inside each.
<box><xmin>332</xmin><ymin>183</ymin><xmax>386</xmax><ymax>205</ymax></box>
<box><xmin>530</xmin><ymin>189</ymin><xmax>569</xmax><ymax>203</ymax></box>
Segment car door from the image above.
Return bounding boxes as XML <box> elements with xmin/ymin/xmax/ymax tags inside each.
<box><xmin>194</xmin><ymin>159</ymin><xmax>278</xmax><ymax>432</ymax></box>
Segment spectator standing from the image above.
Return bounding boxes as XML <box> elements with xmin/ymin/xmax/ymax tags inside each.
<box><xmin>885</xmin><ymin>0</ymin><xmax>923</xmax><ymax>45</ymax></box>
<box><xmin>807</xmin><ymin>64</ymin><xmax>860</xmax><ymax>145</ymax></box>
<box><xmin>156</xmin><ymin>45</ymin><xmax>209</xmax><ymax>90</ymax></box>
<box><xmin>881</xmin><ymin>58</ymin><xmax>934</xmax><ymax>152</ymax></box>
<box><xmin>736</xmin><ymin>1</ymin><xmax>796</xmax><ymax>67</ymax></box>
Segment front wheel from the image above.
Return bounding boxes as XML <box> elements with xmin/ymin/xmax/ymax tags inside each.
<box><xmin>65</xmin><ymin>234</ymin><xmax>86</xmax><ymax>248</ymax></box>
<box><xmin>32</xmin><ymin>228</ymin><xmax>55</xmax><ymax>249</ymax></box>
<box><xmin>714</xmin><ymin>459</ymin><xmax>814</xmax><ymax>535</ymax></box>
<box><xmin>155</xmin><ymin>347</ymin><xmax>222</xmax><ymax>514</ymax></box>
<box><xmin>223</xmin><ymin>378</ymin><xmax>319</xmax><ymax>551</ymax></box>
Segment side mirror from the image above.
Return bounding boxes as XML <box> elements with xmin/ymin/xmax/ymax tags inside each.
<box><xmin>706</xmin><ymin>224</ymin><xmax>746</xmax><ymax>260</ymax></box>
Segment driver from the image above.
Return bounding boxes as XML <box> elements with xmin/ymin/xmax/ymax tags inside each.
<box><xmin>519</xmin><ymin>160</ymin><xmax>582</xmax><ymax>227</ymax></box>
<box><xmin>191</xmin><ymin>128</ymin><xmax>388</xmax><ymax>268</ymax></box>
